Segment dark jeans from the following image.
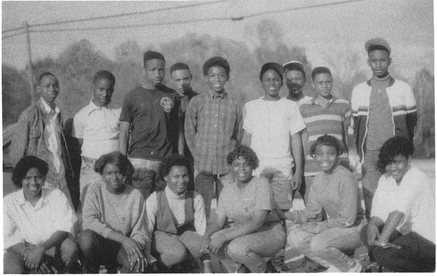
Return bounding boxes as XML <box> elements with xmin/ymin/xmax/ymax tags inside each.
<box><xmin>194</xmin><ymin>171</ymin><xmax>228</xmax><ymax>221</ymax></box>
<box><xmin>361</xmin><ymin>225</ymin><xmax>435</xmax><ymax>272</ymax></box>
<box><xmin>77</xmin><ymin>229</ymin><xmax>136</xmax><ymax>273</ymax></box>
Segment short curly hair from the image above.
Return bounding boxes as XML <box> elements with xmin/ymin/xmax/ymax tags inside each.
<box><xmin>12</xmin><ymin>156</ymin><xmax>49</xmax><ymax>188</ymax></box>
<box><xmin>226</xmin><ymin>145</ymin><xmax>259</xmax><ymax>169</ymax></box>
<box><xmin>202</xmin><ymin>56</ymin><xmax>230</xmax><ymax>78</ymax></box>
<box><xmin>158</xmin><ymin>154</ymin><xmax>191</xmax><ymax>181</ymax></box>
<box><xmin>94</xmin><ymin>151</ymin><xmax>134</xmax><ymax>178</ymax></box>
<box><xmin>377</xmin><ymin>136</ymin><xmax>414</xmax><ymax>173</ymax></box>
<box><xmin>309</xmin><ymin>134</ymin><xmax>343</xmax><ymax>157</ymax></box>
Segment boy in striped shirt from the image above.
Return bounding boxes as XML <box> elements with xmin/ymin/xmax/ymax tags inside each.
<box><xmin>299</xmin><ymin>67</ymin><xmax>352</xmax><ymax>203</ymax></box>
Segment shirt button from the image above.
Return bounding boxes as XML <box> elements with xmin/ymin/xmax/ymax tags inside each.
<box><xmin>41</xmin><ymin>151</ymin><xmax>45</xmax><ymax>155</ymax></box>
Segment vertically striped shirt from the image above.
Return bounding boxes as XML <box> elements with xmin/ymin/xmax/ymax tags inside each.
<box><xmin>299</xmin><ymin>95</ymin><xmax>351</xmax><ymax>176</ymax></box>
<box><xmin>184</xmin><ymin>90</ymin><xmax>243</xmax><ymax>174</ymax></box>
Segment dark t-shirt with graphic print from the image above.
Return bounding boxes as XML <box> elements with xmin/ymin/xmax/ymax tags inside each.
<box><xmin>120</xmin><ymin>85</ymin><xmax>180</xmax><ymax>160</ymax></box>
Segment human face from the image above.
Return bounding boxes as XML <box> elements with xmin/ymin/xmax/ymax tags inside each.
<box><xmin>313</xmin><ymin>73</ymin><xmax>333</xmax><ymax>99</ymax></box>
<box><xmin>314</xmin><ymin>144</ymin><xmax>339</xmax><ymax>174</ymax></box>
<box><xmin>385</xmin><ymin>154</ymin><xmax>411</xmax><ymax>184</ymax></box>
<box><xmin>285</xmin><ymin>70</ymin><xmax>305</xmax><ymax>96</ymax></box>
<box><xmin>102</xmin><ymin>163</ymin><xmax>125</xmax><ymax>194</ymax></box>
<box><xmin>261</xmin><ymin>69</ymin><xmax>282</xmax><ymax>100</ymax></box>
<box><xmin>164</xmin><ymin>165</ymin><xmax>189</xmax><ymax>195</ymax></box>
<box><xmin>92</xmin><ymin>78</ymin><xmax>114</xmax><ymax>107</ymax></box>
<box><xmin>171</xmin><ymin>69</ymin><xmax>192</xmax><ymax>94</ymax></box>
<box><xmin>367</xmin><ymin>50</ymin><xmax>391</xmax><ymax>78</ymax></box>
<box><xmin>22</xmin><ymin>167</ymin><xmax>44</xmax><ymax>199</ymax></box>
<box><xmin>144</xmin><ymin>59</ymin><xmax>166</xmax><ymax>86</ymax></box>
<box><xmin>38</xmin><ymin>75</ymin><xmax>60</xmax><ymax>105</ymax></box>
<box><xmin>231</xmin><ymin>156</ymin><xmax>254</xmax><ymax>184</ymax></box>
<box><xmin>206</xmin><ymin>66</ymin><xmax>228</xmax><ymax>94</ymax></box>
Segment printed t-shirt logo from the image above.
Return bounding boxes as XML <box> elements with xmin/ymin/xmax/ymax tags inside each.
<box><xmin>160</xmin><ymin>97</ymin><xmax>174</xmax><ymax>113</ymax></box>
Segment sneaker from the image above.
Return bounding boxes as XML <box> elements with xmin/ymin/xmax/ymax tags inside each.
<box><xmin>347</xmin><ymin>258</ymin><xmax>362</xmax><ymax>273</ymax></box>
<box><xmin>326</xmin><ymin>265</ymin><xmax>341</xmax><ymax>273</ymax></box>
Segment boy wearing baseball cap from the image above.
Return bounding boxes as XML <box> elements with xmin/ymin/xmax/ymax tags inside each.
<box><xmin>351</xmin><ymin>38</ymin><xmax>417</xmax><ymax>220</ymax></box>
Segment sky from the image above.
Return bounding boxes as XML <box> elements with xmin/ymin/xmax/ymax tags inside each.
<box><xmin>1</xmin><ymin>0</ymin><xmax>434</xmax><ymax>83</ymax></box>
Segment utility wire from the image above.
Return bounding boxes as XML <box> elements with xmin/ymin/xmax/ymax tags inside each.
<box><xmin>2</xmin><ymin>0</ymin><xmax>225</xmax><ymax>34</ymax></box>
<box><xmin>2</xmin><ymin>31</ymin><xmax>26</xmax><ymax>39</ymax></box>
<box><xmin>2</xmin><ymin>26</ymin><xmax>25</xmax><ymax>34</ymax></box>
<box><xmin>3</xmin><ymin>0</ymin><xmax>363</xmax><ymax>38</ymax></box>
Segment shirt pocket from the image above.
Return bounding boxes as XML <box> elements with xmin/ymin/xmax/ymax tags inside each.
<box><xmin>29</xmin><ymin>129</ymin><xmax>41</xmax><ymax>139</ymax></box>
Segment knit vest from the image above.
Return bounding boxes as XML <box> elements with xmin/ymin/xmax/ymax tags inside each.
<box><xmin>155</xmin><ymin>190</ymin><xmax>195</xmax><ymax>235</ymax></box>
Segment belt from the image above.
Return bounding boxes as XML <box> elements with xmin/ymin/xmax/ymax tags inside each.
<box><xmin>82</xmin><ymin>156</ymin><xmax>97</xmax><ymax>163</ymax></box>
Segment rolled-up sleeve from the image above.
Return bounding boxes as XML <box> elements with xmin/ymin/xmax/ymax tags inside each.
<box><xmin>130</xmin><ymin>197</ymin><xmax>150</xmax><ymax>246</ymax></box>
<box><xmin>4</xmin><ymin>201</ymin><xmax>23</xmax><ymax>250</ymax></box>
<box><xmin>82</xmin><ymin>184</ymin><xmax>114</xmax><ymax>238</ymax></box>
<box><xmin>51</xmin><ymin>189</ymin><xmax>77</xmax><ymax>235</ymax></box>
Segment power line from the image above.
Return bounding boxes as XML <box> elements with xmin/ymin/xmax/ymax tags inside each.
<box><xmin>2</xmin><ymin>0</ymin><xmax>225</xmax><ymax>34</ymax></box>
<box><xmin>2</xmin><ymin>31</ymin><xmax>26</xmax><ymax>39</ymax></box>
<box><xmin>8</xmin><ymin>0</ymin><xmax>362</xmax><ymax>36</ymax></box>
<box><xmin>2</xmin><ymin>26</ymin><xmax>24</xmax><ymax>34</ymax></box>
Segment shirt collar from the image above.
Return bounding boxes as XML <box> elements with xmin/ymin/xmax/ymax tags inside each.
<box><xmin>39</xmin><ymin>98</ymin><xmax>60</xmax><ymax>115</ymax></box>
<box><xmin>17</xmin><ymin>187</ymin><xmax>49</xmax><ymax>209</ymax></box>
<box><xmin>313</xmin><ymin>95</ymin><xmax>336</xmax><ymax>105</ymax></box>
<box><xmin>207</xmin><ymin>89</ymin><xmax>227</xmax><ymax>100</ymax></box>
<box><xmin>165</xmin><ymin>185</ymin><xmax>186</xmax><ymax>199</ymax></box>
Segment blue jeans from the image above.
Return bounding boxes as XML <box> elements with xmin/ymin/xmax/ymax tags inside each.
<box><xmin>362</xmin><ymin>150</ymin><xmax>382</xmax><ymax>220</ymax></box>
<box><xmin>212</xmin><ymin>223</ymin><xmax>286</xmax><ymax>273</ymax></box>
<box><xmin>152</xmin><ymin>230</ymin><xmax>203</xmax><ymax>268</ymax></box>
<box><xmin>194</xmin><ymin>171</ymin><xmax>231</xmax><ymax>221</ymax></box>
<box><xmin>79</xmin><ymin>158</ymin><xmax>101</xmax><ymax>204</ymax></box>
<box><xmin>361</xmin><ymin>225</ymin><xmax>435</xmax><ymax>272</ymax></box>
<box><xmin>287</xmin><ymin>223</ymin><xmax>363</xmax><ymax>271</ymax></box>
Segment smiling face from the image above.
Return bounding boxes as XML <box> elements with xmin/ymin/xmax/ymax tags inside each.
<box><xmin>231</xmin><ymin>156</ymin><xmax>254</xmax><ymax>184</ymax></box>
<box><xmin>22</xmin><ymin>167</ymin><xmax>44</xmax><ymax>200</ymax></box>
<box><xmin>144</xmin><ymin>59</ymin><xmax>166</xmax><ymax>86</ymax></box>
<box><xmin>261</xmin><ymin>69</ymin><xmax>283</xmax><ymax>100</ymax></box>
<box><xmin>164</xmin><ymin>165</ymin><xmax>189</xmax><ymax>195</ymax></box>
<box><xmin>313</xmin><ymin>73</ymin><xmax>333</xmax><ymax>99</ymax></box>
<box><xmin>92</xmin><ymin>78</ymin><xmax>114</xmax><ymax>107</ymax></box>
<box><xmin>102</xmin><ymin>163</ymin><xmax>125</xmax><ymax>194</ymax></box>
<box><xmin>38</xmin><ymin>75</ymin><xmax>60</xmax><ymax>105</ymax></box>
<box><xmin>385</xmin><ymin>154</ymin><xmax>411</xmax><ymax>184</ymax></box>
<box><xmin>171</xmin><ymin>69</ymin><xmax>192</xmax><ymax>94</ymax></box>
<box><xmin>367</xmin><ymin>49</ymin><xmax>391</xmax><ymax>78</ymax></box>
<box><xmin>314</xmin><ymin>144</ymin><xmax>339</xmax><ymax>174</ymax></box>
<box><xmin>206</xmin><ymin>66</ymin><xmax>228</xmax><ymax>94</ymax></box>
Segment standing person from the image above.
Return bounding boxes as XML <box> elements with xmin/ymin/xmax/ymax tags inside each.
<box><xmin>170</xmin><ymin>62</ymin><xmax>199</xmax><ymax>191</ymax></box>
<box><xmin>242</xmin><ymin>62</ymin><xmax>305</xmax><ymax>211</ymax></box>
<box><xmin>283</xmin><ymin>60</ymin><xmax>312</xmax><ymax>105</ymax></box>
<box><xmin>78</xmin><ymin>152</ymin><xmax>150</xmax><ymax>273</ymax></box>
<box><xmin>351</xmin><ymin>38</ymin><xmax>417</xmax><ymax>219</ymax></box>
<box><xmin>10</xmin><ymin>72</ymin><xmax>75</xmax><ymax>206</ymax></box>
<box><xmin>285</xmin><ymin>135</ymin><xmax>365</xmax><ymax>273</ymax></box>
<box><xmin>119</xmin><ymin>50</ymin><xmax>180</xmax><ymax>199</ymax></box>
<box><xmin>146</xmin><ymin>154</ymin><xmax>212</xmax><ymax>273</ymax></box>
<box><xmin>73</xmin><ymin>70</ymin><xmax>121</xmax><ymax>204</ymax></box>
<box><xmin>185</xmin><ymin>56</ymin><xmax>243</xmax><ymax>220</ymax></box>
<box><xmin>299</xmin><ymin>67</ymin><xmax>353</xmax><ymax>203</ymax></box>
<box><xmin>360</xmin><ymin>136</ymin><xmax>435</xmax><ymax>272</ymax></box>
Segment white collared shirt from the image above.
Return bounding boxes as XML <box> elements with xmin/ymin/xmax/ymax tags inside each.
<box><xmin>146</xmin><ymin>186</ymin><xmax>206</xmax><ymax>236</ymax></box>
<box><xmin>40</xmin><ymin>99</ymin><xmax>63</xmax><ymax>175</ymax></box>
<box><xmin>4</xmin><ymin>187</ymin><xmax>77</xmax><ymax>249</ymax></box>
<box><xmin>73</xmin><ymin>101</ymin><xmax>121</xmax><ymax>160</ymax></box>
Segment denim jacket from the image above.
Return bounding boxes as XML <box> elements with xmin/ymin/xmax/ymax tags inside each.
<box><xmin>10</xmin><ymin>98</ymin><xmax>73</xmax><ymax>178</ymax></box>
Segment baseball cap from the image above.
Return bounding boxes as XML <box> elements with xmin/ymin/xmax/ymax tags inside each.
<box><xmin>283</xmin><ymin>60</ymin><xmax>305</xmax><ymax>73</ymax></box>
<box><xmin>259</xmin><ymin>62</ymin><xmax>284</xmax><ymax>81</ymax></box>
<box><xmin>365</xmin><ymin>37</ymin><xmax>391</xmax><ymax>54</ymax></box>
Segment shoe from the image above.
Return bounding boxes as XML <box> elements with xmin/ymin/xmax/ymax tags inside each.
<box><xmin>326</xmin><ymin>265</ymin><xmax>341</xmax><ymax>273</ymax></box>
<box><xmin>347</xmin><ymin>258</ymin><xmax>362</xmax><ymax>273</ymax></box>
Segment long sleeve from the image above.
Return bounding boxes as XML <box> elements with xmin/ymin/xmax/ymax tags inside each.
<box><xmin>10</xmin><ymin>110</ymin><xmax>31</xmax><ymax>167</ymax></box>
<box><xmin>184</xmin><ymin>98</ymin><xmax>198</xmax><ymax>154</ymax></box>
<box><xmin>405</xmin><ymin>85</ymin><xmax>417</xmax><ymax>139</ymax></box>
<box><xmin>232</xmin><ymin>102</ymin><xmax>244</xmax><ymax>144</ymax></box>
<box><xmin>193</xmin><ymin>193</ymin><xmax>207</xmax><ymax>235</ymax></box>
<box><xmin>82</xmin><ymin>183</ymin><xmax>114</xmax><ymax>238</ymax></box>
<box><xmin>130</xmin><ymin>196</ymin><xmax>150</xmax><ymax>246</ymax></box>
<box><xmin>145</xmin><ymin>192</ymin><xmax>158</xmax><ymax>237</ymax></box>
<box><xmin>3</xmin><ymin>202</ymin><xmax>23</xmax><ymax>250</ymax></box>
<box><xmin>295</xmin><ymin>185</ymin><xmax>324</xmax><ymax>224</ymax></box>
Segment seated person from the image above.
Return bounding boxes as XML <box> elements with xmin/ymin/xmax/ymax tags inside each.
<box><xmin>361</xmin><ymin>136</ymin><xmax>435</xmax><ymax>272</ymax></box>
<box><xmin>201</xmin><ymin>145</ymin><xmax>286</xmax><ymax>273</ymax></box>
<box><xmin>285</xmin><ymin>135</ymin><xmax>365</xmax><ymax>272</ymax></box>
<box><xmin>4</xmin><ymin>156</ymin><xmax>78</xmax><ymax>274</ymax></box>
<box><xmin>77</xmin><ymin>151</ymin><xmax>150</xmax><ymax>273</ymax></box>
<box><xmin>146</xmin><ymin>154</ymin><xmax>211</xmax><ymax>272</ymax></box>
